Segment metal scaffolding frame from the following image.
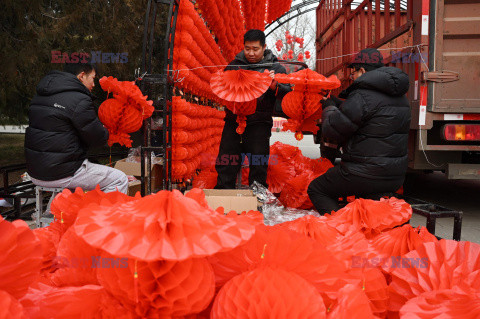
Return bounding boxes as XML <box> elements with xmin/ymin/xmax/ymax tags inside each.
<box><xmin>138</xmin><ymin>0</ymin><xmax>179</xmax><ymax>195</ymax></box>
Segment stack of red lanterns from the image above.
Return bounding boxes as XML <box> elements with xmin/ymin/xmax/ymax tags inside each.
<box><xmin>240</xmin><ymin>0</ymin><xmax>267</xmax><ymax>30</ymax></box>
<box><xmin>194</xmin><ymin>0</ymin><xmax>245</xmax><ymax>62</ymax></box>
<box><xmin>173</xmin><ymin>0</ymin><xmax>228</xmax><ymax>100</ymax></box>
<box><xmin>266</xmin><ymin>0</ymin><xmax>293</xmax><ymax>24</ymax></box>
<box><xmin>171</xmin><ymin>96</ymin><xmax>225</xmax><ymax>181</ymax></box>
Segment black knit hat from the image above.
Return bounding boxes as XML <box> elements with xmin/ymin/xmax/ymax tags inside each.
<box><xmin>348</xmin><ymin>48</ymin><xmax>384</xmax><ymax>71</ymax></box>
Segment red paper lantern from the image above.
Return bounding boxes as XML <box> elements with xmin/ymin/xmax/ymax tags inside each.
<box><xmin>98</xmin><ymin>76</ymin><xmax>154</xmax><ymax>147</ymax></box>
<box><xmin>19</xmin><ymin>283</ymin><xmax>106</xmax><ymax>319</ymax></box>
<box><xmin>97</xmin><ymin>254</ymin><xmax>215</xmax><ymax>317</ymax></box>
<box><xmin>211</xmin><ymin>267</ymin><xmax>327</xmax><ymax>319</ymax></box>
<box><xmin>74</xmin><ymin>190</ymin><xmax>256</xmax><ymax>261</ymax></box>
<box><xmin>388</xmin><ymin>239</ymin><xmax>480</xmax><ymax>315</ymax></box>
<box><xmin>0</xmin><ymin>290</ymin><xmax>26</xmax><ymax>319</ymax></box>
<box><xmin>49</xmin><ymin>227</ymin><xmax>100</xmax><ymax>287</ymax></box>
<box><xmin>0</xmin><ymin>217</ymin><xmax>42</xmax><ymax>299</ymax></box>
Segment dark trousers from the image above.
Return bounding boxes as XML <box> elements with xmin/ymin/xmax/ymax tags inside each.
<box><xmin>215</xmin><ymin>120</ymin><xmax>272</xmax><ymax>189</ymax></box>
<box><xmin>307</xmin><ymin>165</ymin><xmax>404</xmax><ymax>214</ymax></box>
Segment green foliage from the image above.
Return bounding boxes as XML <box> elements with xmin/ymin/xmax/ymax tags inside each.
<box><xmin>0</xmin><ymin>0</ymin><xmax>168</xmax><ymax>124</ymax></box>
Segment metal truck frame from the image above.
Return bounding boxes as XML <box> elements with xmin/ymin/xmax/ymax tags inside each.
<box><xmin>315</xmin><ymin>0</ymin><xmax>480</xmax><ymax>179</ymax></box>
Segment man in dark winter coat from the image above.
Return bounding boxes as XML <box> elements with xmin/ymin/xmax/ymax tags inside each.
<box><xmin>25</xmin><ymin>61</ymin><xmax>128</xmax><ymax>193</ymax></box>
<box><xmin>307</xmin><ymin>48</ymin><xmax>411</xmax><ymax>214</ymax></box>
<box><xmin>215</xmin><ymin>29</ymin><xmax>291</xmax><ymax>188</ymax></box>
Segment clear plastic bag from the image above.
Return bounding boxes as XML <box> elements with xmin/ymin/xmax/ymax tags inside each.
<box><xmin>250</xmin><ymin>182</ymin><xmax>321</xmax><ymax>226</ymax></box>
<box><xmin>126</xmin><ymin>146</ymin><xmax>164</xmax><ymax>165</ymax></box>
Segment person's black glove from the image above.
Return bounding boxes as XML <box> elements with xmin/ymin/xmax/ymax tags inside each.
<box><xmin>321</xmin><ymin>98</ymin><xmax>337</xmax><ymax>110</ymax></box>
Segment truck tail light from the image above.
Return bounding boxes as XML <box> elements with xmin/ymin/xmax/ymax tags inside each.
<box><xmin>443</xmin><ymin>124</ymin><xmax>480</xmax><ymax>141</ymax></box>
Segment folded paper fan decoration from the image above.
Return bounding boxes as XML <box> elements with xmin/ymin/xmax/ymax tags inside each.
<box><xmin>325</xmin><ymin>197</ymin><xmax>412</xmax><ymax>238</ymax></box>
<box><xmin>211</xmin><ymin>69</ymin><xmax>271</xmax><ymax>134</ymax></box>
<box><xmin>211</xmin><ymin>267</ymin><xmax>327</xmax><ymax>319</ymax></box>
<box><xmin>0</xmin><ymin>290</ymin><xmax>26</xmax><ymax>319</ymax></box>
<box><xmin>399</xmin><ymin>287</ymin><xmax>480</xmax><ymax>319</ymax></box>
<box><xmin>74</xmin><ymin>190</ymin><xmax>256</xmax><ymax>261</ymax></box>
<box><xmin>98</xmin><ymin>76</ymin><xmax>154</xmax><ymax>147</ymax></box>
<box><xmin>19</xmin><ymin>283</ymin><xmax>105</xmax><ymax>319</ymax></box>
<box><xmin>210</xmin><ymin>69</ymin><xmax>272</xmax><ymax>102</ymax></box>
<box><xmin>279</xmin><ymin>215</ymin><xmax>341</xmax><ymax>244</ymax></box>
<box><xmin>388</xmin><ymin>239</ymin><xmax>480</xmax><ymax>315</ymax></box>
<box><xmin>50</xmin><ymin>186</ymin><xmax>136</xmax><ymax>232</ymax></box>
<box><xmin>370</xmin><ymin>224</ymin><xmax>438</xmax><ymax>273</ymax></box>
<box><xmin>0</xmin><ymin>217</ymin><xmax>42</xmax><ymax>299</ymax></box>
<box><xmin>97</xmin><ymin>253</ymin><xmax>215</xmax><ymax>317</ymax></box>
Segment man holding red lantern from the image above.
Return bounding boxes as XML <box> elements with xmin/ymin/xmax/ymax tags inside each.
<box><xmin>215</xmin><ymin>29</ymin><xmax>291</xmax><ymax>189</ymax></box>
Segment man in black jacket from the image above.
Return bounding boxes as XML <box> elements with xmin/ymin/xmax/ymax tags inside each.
<box><xmin>25</xmin><ymin>61</ymin><xmax>128</xmax><ymax>193</ymax></box>
<box><xmin>215</xmin><ymin>29</ymin><xmax>291</xmax><ymax>189</ymax></box>
<box><xmin>307</xmin><ymin>48</ymin><xmax>411</xmax><ymax>214</ymax></box>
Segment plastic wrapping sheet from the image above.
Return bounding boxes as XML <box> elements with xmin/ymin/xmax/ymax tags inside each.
<box><xmin>125</xmin><ymin>146</ymin><xmax>163</xmax><ymax>165</ymax></box>
<box><xmin>250</xmin><ymin>182</ymin><xmax>321</xmax><ymax>226</ymax></box>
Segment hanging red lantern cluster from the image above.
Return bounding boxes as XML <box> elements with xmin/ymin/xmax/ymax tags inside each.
<box><xmin>267</xmin><ymin>0</ymin><xmax>293</xmax><ymax>24</ymax></box>
<box><xmin>240</xmin><ymin>0</ymin><xmax>267</xmax><ymax>31</ymax></box>
<box><xmin>275</xmin><ymin>69</ymin><xmax>341</xmax><ymax>140</ymax></box>
<box><xmin>275</xmin><ymin>39</ymin><xmax>283</xmax><ymax>52</ymax></box>
<box><xmin>295</xmin><ymin>36</ymin><xmax>305</xmax><ymax>48</ymax></box>
<box><xmin>98</xmin><ymin>76</ymin><xmax>154</xmax><ymax>147</ymax></box>
<box><xmin>194</xmin><ymin>0</ymin><xmax>245</xmax><ymax>62</ymax></box>
<box><xmin>210</xmin><ymin>69</ymin><xmax>272</xmax><ymax>134</ymax></box>
<box><xmin>171</xmin><ymin>96</ymin><xmax>225</xmax><ymax>180</ymax></box>
<box><xmin>173</xmin><ymin>0</ymin><xmax>228</xmax><ymax>100</ymax></box>
<box><xmin>305</xmin><ymin>50</ymin><xmax>311</xmax><ymax>59</ymax></box>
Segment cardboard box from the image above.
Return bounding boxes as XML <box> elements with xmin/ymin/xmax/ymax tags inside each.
<box><xmin>115</xmin><ymin>159</ymin><xmax>163</xmax><ymax>190</ymax></box>
<box><xmin>201</xmin><ymin>189</ymin><xmax>259</xmax><ymax>212</ymax></box>
<box><xmin>127</xmin><ymin>180</ymin><xmax>141</xmax><ymax>196</ymax></box>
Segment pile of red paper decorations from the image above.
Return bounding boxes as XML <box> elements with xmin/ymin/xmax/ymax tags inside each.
<box><xmin>275</xmin><ymin>69</ymin><xmax>341</xmax><ymax>140</ymax></box>
<box><xmin>98</xmin><ymin>76</ymin><xmax>154</xmax><ymax>147</ymax></box>
<box><xmin>1</xmin><ymin>185</ymin><xmax>479</xmax><ymax>318</ymax></box>
<box><xmin>172</xmin><ymin>96</ymin><xmax>224</xmax><ymax>181</ymax></box>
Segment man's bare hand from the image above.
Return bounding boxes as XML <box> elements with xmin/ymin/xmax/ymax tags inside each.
<box><xmin>268</xmin><ymin>70</ymin><xmax>277</xmax><ymax>90</ymax></box>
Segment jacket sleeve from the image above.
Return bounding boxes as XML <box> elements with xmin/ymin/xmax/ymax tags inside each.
<box><xmin>321</xmin><ymin>92</ymin><xmax>365</xmax><ymax>145</ymax></box>
<box><xmin>272</xmin><ymin>63</ymin><xmax>291</xmax><ymax>100</ymax></box>
<box><xmin>72</xmin><ymin>97</ymin><xmax>109</xmax><ymax>148</ymax></box>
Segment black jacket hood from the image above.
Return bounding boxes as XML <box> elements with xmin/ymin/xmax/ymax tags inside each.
<box><xmin>36</xmin><ymin>70</ymin><xmax>91</xmax><ymax>97</ymax></box>
<box><xmin>342</xmin><ymin>66</ymin><xmax>409</xmax><ymax>98</ymax></box>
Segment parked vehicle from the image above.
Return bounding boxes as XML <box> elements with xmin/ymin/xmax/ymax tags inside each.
<box><xmin>315</xmin><ymin>0</ymin><xmax>480</xmax><ymax>179</ymax></box>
